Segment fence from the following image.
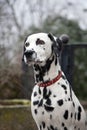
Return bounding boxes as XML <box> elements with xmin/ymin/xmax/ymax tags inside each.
<box><xmin>61</xmin><ymin>43</ymin><xmax>87</xmax><ymax>85</ymax></box>
<box><xmin>61</xmin><ymin>43</ymin><xmax>87</xmax><ymax>99</ymax></box>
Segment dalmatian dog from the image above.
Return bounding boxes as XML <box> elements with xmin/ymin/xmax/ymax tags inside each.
<box><xmin>22</xmin><ymin>33</ymin><xmax>86</xmax><ymax>130</ymax></box>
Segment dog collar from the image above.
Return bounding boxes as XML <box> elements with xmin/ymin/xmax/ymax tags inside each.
<box><xmin>37</xmin><ymin>71</ymin><xmax>62</xmax><ymax>87</ymax></box>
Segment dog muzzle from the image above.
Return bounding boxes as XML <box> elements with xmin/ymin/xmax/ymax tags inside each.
<box><xmin>23</xmin><ymin>50</ymin><xmax>37</xmax><ymax>64</ymax></box>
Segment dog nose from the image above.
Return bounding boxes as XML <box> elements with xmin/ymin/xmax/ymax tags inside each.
<box><xmin>24</xmin><ymin>50</ymin><xmax>34</xmax><ymax>58</ymax></box>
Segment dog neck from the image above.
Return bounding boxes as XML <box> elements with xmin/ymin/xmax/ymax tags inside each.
<box><xmin>33</xmin><ymin>54</ymin><xmax>61</xmax><ymax>84</ymax></box>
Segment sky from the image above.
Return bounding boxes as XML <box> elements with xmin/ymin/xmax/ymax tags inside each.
<box><xmin>14</xmin><ymin>0</ymin><xmax>87</xmax><ymax>30</ymax></box>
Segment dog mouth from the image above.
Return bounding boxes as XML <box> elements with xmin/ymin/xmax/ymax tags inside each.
<box><xmin>26</xmin><ymin>58</ymin><xmax>43</xmax><ymax>65</ymax></box>
<box><xmin>24</xmin><ymin>55</ymin><xmax>35</xmax><ymax>64</ymax></box>
<box><xmin>24</xmin><ymin>54</ymin><xmax>43</xmax><ymax>65</ymax></box>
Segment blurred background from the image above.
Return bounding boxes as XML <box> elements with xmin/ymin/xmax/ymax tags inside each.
<box><xmin>0</xmin><ymin>0</ymin><xmax>87</xmax><ymax>100</ymax></box>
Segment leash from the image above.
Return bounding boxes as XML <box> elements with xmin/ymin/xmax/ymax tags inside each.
<box><xmin>37</xmin><ymin>71</ymin><xmax>62</xmax><ymax>87</ymax></box>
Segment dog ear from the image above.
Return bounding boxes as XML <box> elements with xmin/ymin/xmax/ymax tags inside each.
<box><xmin>48</xmin><ymin>33</ymin><xmax>69</xmax><ymax>57</ymax></box>
<box><xmin>48</xmin><ymin>33</ymin><xmax>62</xmax><ymax>57</ymax></box>
<box><xmin>48</xmin><ymin>33</ymin><xmax>59</xmax><ymax>56</ymax></box>
<box><xmin>48</xmin><ymin>33</ymin><xmax>56</xmax><ymax>43</ymax></box>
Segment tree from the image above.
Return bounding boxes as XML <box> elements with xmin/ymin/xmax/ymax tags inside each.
<box><xmin>29</xmin><ymin>16</ymin><xmax>87</xmax><ymax>43</ymax></box>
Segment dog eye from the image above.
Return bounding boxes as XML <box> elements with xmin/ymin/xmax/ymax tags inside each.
<box><xmin>36</xmin><ymin>38</ymin><xmax>45</xmax><ymax>45</ymax></box>
<box><xmin>25</xmin><ymin>42</ymin><xmax>30</xmax><ymax>47</ymax></box>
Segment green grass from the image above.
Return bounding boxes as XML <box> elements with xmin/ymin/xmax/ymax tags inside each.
<box><xmin>0</xmin><ymin>99</ymin><xmax>37</xmax><ymax>130</ymax></box>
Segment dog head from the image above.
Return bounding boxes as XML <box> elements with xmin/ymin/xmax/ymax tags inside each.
<box><xmin>22</xmin><ymin>33</ymin><xmax>69</xmax><ymax>65</ymax></box>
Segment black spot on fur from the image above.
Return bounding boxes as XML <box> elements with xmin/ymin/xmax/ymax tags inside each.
<box><xmin>75</xmin><ymin>112</ymin><xmax>77</xmax><ymax>120</ymax></box>
<box><xmin>46</xmin><ymin>98</ymin><xmax>51</xmax><ymax>106</ymax></box>
<box><xmin>64</xmin><ymin>127</ymin><xmax>68</xmax><ymax>130</ymax></box>
<box><xmin>42</xmin><ymin>121</ymin><xmax>46</xmax><ymax>129</ymax></box>
<box><xmin>61</xmin><ymin>84</ymin><xmax>67</xmax><ymax>90</ymax></box>
<box><xmin>38</xmin><ymin>99</ymin><xmax>43</xmax><ymax>107</ymax></box>
<box><xmin>71</xmin><ymin>113</ymin><xmax>73</xmax><ymax>118</ymax></box>
<box><xmin>43</xmin><ymin>88</ymin><xmax>51</xmax><ymax>99</ymax></box>
<box><xmin>73</xmin><ymin>102</ymin><xmax>75</xmax><ymax>107</ymax></box>
<box><xmin>50</xmin><ymin>125</ymin><xmax>55</xmax><ymax>130</ymax></box>
<box><xmin>34</xmin><ymin>91</ymin><xmax>37</xmax><ymax>97</ymax></box>
<box><xmin>39</xmin><ymin>125</ymin><xmax>42</xmax><ymax>130</ymax></box>
<box><xmin>65</xmin><ymin>91</ymin><xmax>67</xmax><ymax>94</ymax></box>
<box><xmin>50</xmin><ymin>125</ymin><xmax>58</xmax><ymax>130</ymax></box>
<box><xmin>48</xmin><ymin>126</ymin><xmax>58</xmax><ymax>130</ymax></box>
<box><xmin>34</xmin><ymin>109</ymin><xmax>37</xmax><ymax>114</ymax></box>
<box><xmin>74</xmin><ymin>126</ymin><xmax>77</xmax><ymax>129</ymax></box>
<box><xmin>42</xmin><ymin>111</ymin><xmax>44</xmax><ymax>115</ymax></box>
<box><xmin>77</xmin><ymin>106</ymin><xmax>82</xmax><ymax>121</ymax></box>
<box><xmin>43</xmin><ymin>87</ymin><xmax>47</xmax><ymax>99</ymax></box>
<box><xmin>53</xmin><ymin>95</ymin><xmax>56</xmax><ymax>97</ymax></box>
<box><xmin>68</xmin><ymin>98</ymin><xmax>71</xmax><ymax>101</ymax></box>
<box><xmin>57</xmin><ymin>99</ymin><xmax>63</xmax><ymax>106</ymax></box>
<box><xmin>62</xmin><ymin>122</ymin><xmax>68</xmax><ymax>130</ymax></box>
<box><xmin>44</xmin><ymin>104</ymin><xmax>54</xmax><ymax>112</ymax></box>
<box><xmin>36</xmin><ymin>38</ymin><xmax>45</xmax><ymax>45</ymax></box>
<box><xmin>50</xmin><ymin>114</ymin><xmax>52</xmax><ymax>119</ymax></box>
<box><xmin>47</xmin><ymin>127</ymin><xmax>50</xmax><ymax>130</ymax></box>
<box><xmin>78</xmin><ymin>106</ymin><xmax>82</xmax><ymax>112</ymax></box>
<box><xmin>33</xmin><ymin>101</ymin><xmax>39</xmax><ymax>106</ymax></box>
<box><xmin>61</xmin><ymin>75</ymin><xmax>66</xmax><ymax>80</ymax></box>
<box><xmin>55</xmin><ymin>56</ymin><xmax>57</xmax><ymax>65</ymax></box>
<box><xmin>62</xmin><ymin>122</ymin><xmax>65</xmax><ymax>127</ymax></box>
<box><xmin>61</xmin><ymin>84</ymin><xmax>67</xmax><ymax>95</ymax></box>
<box><xmin>55</xmin><ymin>128</ymin><xmax>57</xmax><ymax>130</ymax></box>
<box><xmin>63</xmin><ymin>110</ymin><xmax>69</xmax><ymax>120</ymax></box>
<box><xmin>38</xmin><ymin>87</ymin><xmax>41</xmax><ymax>95</ymax></box>
<box><xmin>65</xmin><ymin>80</ymin><xmax>68</xmax><ymax>84</ymax></box>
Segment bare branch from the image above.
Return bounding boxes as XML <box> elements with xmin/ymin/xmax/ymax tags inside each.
<box><xmin>6</xmin><ymin>0</ymin><xmax>21</xmax><ymax>32</ymax></box>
